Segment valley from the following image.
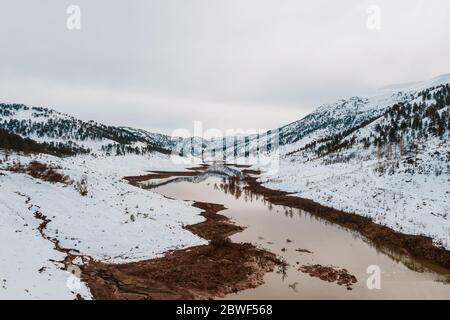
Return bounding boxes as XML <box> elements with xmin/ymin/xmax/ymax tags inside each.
<box><xmin>0</xmin><ymin>74</ymin><xmax>449</xmax><ymax>299</ymax></box>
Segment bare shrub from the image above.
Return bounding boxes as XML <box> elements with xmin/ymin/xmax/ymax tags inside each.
<box><xmin>9</xmin><ymin>161</ymin><xmax>70</xmax><ymax>184</ymax></box>
<box><xmin>74</xmin><ymin>175</ymin><xmax>88</xmax><ymax>196</ymax></box>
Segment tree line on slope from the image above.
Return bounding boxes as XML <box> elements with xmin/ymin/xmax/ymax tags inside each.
<box><xmin>0</xmin><ymin>103</ymin><xmax>171</xmax><ymax>156</ymax></box>
<box><xmin>0</xmin><ymin>128</ymin><xmax>83</xmax><ymax>156</ymax></box>
<box><xmin>286</xmin><ymin>84</ymin><xmax>450</xmax><ymax>172</ymax></box>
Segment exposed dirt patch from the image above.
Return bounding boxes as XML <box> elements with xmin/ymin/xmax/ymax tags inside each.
<box><xmin>244</xmin><ymin>175</ymin><xmax>450</xmax><ymax>270</ymax></box>
<box><xmin>299</xmin><ymin>264</ymin><xmax>357</xmax><ymax>290</ymax></box>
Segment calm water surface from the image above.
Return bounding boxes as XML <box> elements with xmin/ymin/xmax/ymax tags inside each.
<box><xmin>148</xmin><ymin>174</ymin><xmax>450</xmax><ymax>299</ymax></box>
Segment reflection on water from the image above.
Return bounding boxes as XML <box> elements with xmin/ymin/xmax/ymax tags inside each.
<box><xmin>150</xmin><ymin>173</ymin><xmax>450</xmax><ymax>299</ymax></box>
<box><xmin>140</xmin><ymin>171</ymin><xmax>231</xmax><ymax>189</ymax></box>
<box><xmin>216</xmin><ymin>176</ymin><xmax>450</xmax><ymax>276</ymax></box>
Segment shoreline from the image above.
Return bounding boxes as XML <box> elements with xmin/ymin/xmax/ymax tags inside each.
<box><xmin>80</xmin><ymin>169</ymin><xmax>282</xmax><ymax>300</ymax></box>
<box><xmin>242</xmin><ymin>173</ymin><xmax>450</xmax><ymax>270</ymax></box>
<box><xmin>82</xmin><ymin>164</ymin><xmax>450</xmax><ymax>299</ymax></box>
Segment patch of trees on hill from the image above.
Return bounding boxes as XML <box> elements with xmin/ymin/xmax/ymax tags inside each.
<box><xmin>289</xmin><ymin>84</ymin><xmax>450</xmax><ymax>160</ymax></box>
<box><xmin>1</xmin><ymin>103</ymin><xmax>171</xmax><ymax>156</ymax></box>
<box><xmin>1</xmin><ymin>103</ymin><xmax>144</xmax><ymax>146</ymax></box>
<box><xmin>100</xmin><ymin>142</ymin><xmax>171</xmax><ymax>156</ymax></box>
<box><xmin>0</xmin><ymin>128</ymin><xmax>87</xmax><ymax>156</ymax></box>
<box><xmin>280</xmin><ymin>97</ymin><xmax>369</xmax><ymax>146</ymax></box>
<box><xmin>373</xmin><ymin>84</ymin><xmax>450</xmax><ymax>147</ymax></box>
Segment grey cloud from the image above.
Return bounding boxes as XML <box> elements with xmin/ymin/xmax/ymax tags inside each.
<box><xmin>1</xmin><ymin>0</ymin><xmax>449</xmax><ymax>133</ymax></box>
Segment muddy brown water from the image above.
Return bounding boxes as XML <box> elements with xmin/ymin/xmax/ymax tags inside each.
<box><xmin>148</xmin><ymin>174</ymin><xmax>450</xmax><ymax>299</ymax></box>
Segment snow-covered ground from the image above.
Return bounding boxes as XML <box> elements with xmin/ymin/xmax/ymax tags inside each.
<box><xmin>0</xmin><ymin>189</ymin><xmax>92</xmax><ymax>299</ymax></box>
<box><xmin>0</xmin><ymin>151</ymin><xmax>206</xmax><ymax>299</ymax></box>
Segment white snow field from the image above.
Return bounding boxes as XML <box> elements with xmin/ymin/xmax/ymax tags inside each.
<box><xmin>0</xmin><ymin>152</ymin><xmax>206</xmax><ymax>299</ymax></box>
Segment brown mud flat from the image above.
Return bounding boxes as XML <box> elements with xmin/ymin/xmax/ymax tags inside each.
<box><xmin>244</xmin><ymin>175</ymin><xmax>450</xmax><ymax>270</ymax></box>
<box><xmin>82</xmin><ymin>242</ymin><xmax>279</xmax><ymax>300</ymax></box>
<box><xmin>81</xmin><ymin>194</ymin><xmax>282</xmax><ymax>299</ymax></box>
<box><xmin>299</xmin><ymin>264</ymin><xmax>357</xmax><ymax>290</ymax></box>
<box><xmin>188</xmin><ymin>202</ymin><xmax>244</xmax><ymax>241</ymax></box>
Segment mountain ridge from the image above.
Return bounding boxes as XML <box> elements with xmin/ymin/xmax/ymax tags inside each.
<box><xmin>1</xmin><ymin>73</ymin><xmax>450</xmax><ymax>162</ymax></box>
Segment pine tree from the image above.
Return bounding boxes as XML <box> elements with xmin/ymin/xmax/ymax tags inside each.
<box><xmin>388</xmin><ymin>126</ymin><xmax>397</xmax><ymax>142</ymax></box>
<box><xmin>412</xmin><ymin>115</ymin><xmax>420</xmax><ymax>130</ymax></box>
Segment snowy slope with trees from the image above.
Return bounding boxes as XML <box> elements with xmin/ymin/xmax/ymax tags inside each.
<box><xmin>0</xmin><ymin>104</ymin><xmax>173</xmax><ymax>156</ymax></box>
<box><xmin>0</xmin><ymin>74</ymin><xmax>449</xmax><ymax>299</ymax></box>
<box><xmin>255</xmin><ymin>75</ymin><xmax>450</xmax><ymax>248</ymax></box>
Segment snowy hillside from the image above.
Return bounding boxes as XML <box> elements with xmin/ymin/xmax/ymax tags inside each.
<box><xmin>0</xmin><ymin>104</ymin><xmax>173</xmax><ymax>156</ymax></box>
<box><xmin>0</xmin><ymin>74</ymin><xmax>449</xmax><ymax>299</ymax></box>
<box><xmin>254</xmin><ymin>75</ymin><xmax>450</xmax><ymax>249</ymax></box>
<box><xmin>230</xmin><ymin>74</ymin><xmax>450</xmax><ymax>159</ymax></box>
<box><xmin>144</xmin><ymin>75</ymin><xmax>450</xmax><ymax>164</ymax></box>
<box><xmin>0</xmin><ymin>152</ymin><xmax>206</xmax><ymax>299</ymax></box>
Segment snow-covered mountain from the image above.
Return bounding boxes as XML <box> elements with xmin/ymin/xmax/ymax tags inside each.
<box><xmin>2</xmin><ymin>74</ymin><xmax>450</xmax><ymax>170</ymax></box>
<box><xmin>2</xmin><ymin>74</ymin><xmax>450</xmax><ymax>165</ymax></box>
<box><xmin>0</xmin><ymin>74</ymin><xmax>449</xmax><ymax>299</ymax></box>
<box><xmin>279</xmin><ymin>74</ymin><xmax>450</xmax><ymax>156</ymax></box>
<box><xmin>225</xmin><ymin>74</ymin><xmax>449</xmax><ymax>159</ymax></box>
<box><xmin>156</xmin><ymin>74</ymin><xmax>450</xmax><ymax>165</ymax></box>
<box><xmin>0</xmin><ymin>104</ymin><xmax>173</xmax><ymax>156</ymax></box>
<box><xmin>253</xmin><ymin>74</ymin><xmax>450</xmax><ymax>249</ymax></box>
<box><xmin>0</xmin><ymin>103</ymin><xmax>223</xmax><ymax>159</ymax></box>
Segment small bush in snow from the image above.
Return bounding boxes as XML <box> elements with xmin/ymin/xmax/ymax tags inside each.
<box><xmin>75</xmin><ymin>175</ymin><xmax>88</xmax><ymax>196</ymax></box>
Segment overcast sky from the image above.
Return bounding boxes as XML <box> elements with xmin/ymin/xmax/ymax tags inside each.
<box><xmin>1</xmin><ymin>0</ymin><xmax>449</xmax><ymax>134</ymax></box>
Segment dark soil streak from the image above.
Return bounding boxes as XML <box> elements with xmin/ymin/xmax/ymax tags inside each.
<box><xmin>15</xmin><ymin>192</ymin><xmax>87</xmax><ymax>280</ymax></box>
<box><xmin>299</xmin><ymin>264</ymin><xmax>357</xmax><ymax>290</ymax></box>
<box><xmin>188</xmin><ymin>202</ymin><xmax>244</xmax><ymax>241</ymax></box>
